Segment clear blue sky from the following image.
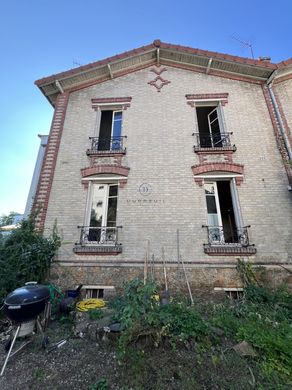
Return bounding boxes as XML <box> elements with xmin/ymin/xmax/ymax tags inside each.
<box><xmin>0</xmin><ymin>0</ymin><xmax>291</xmax><ymax>216</ymax></box>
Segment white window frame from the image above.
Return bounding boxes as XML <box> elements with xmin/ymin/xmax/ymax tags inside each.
<box><xmin>86</xmin><ymin>183</ymin><xmax>118</xmax><ymax>227</ymax></box>
<box><xmin>83</xmin><ymin>181</ymin><xmax>119</xmax><ymax>245</ymax></box>
<box><xmin>204</xmin><ymin>178</ymin><xmax>243</xmax><ymax>244</ymax></box>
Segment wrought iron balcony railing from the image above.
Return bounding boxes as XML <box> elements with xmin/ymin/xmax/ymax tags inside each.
<box><xmin>202</xmin><ymin>225</ymin><xmax>251</xmax><ymax>247</ymax></box>
<box><xmin>193</xmin><ymin>132</ymin><xmax>235</xmax><ymax>149</ymax></box>
<box><xmin>87</xmin><ymin>136</ymin><xmax>126</xmax><ymax>154</ymax></box>
<box><xmin>75</xmin><ymin>226</ymin><xmax>122</xmax><ymax>246</ymax></box>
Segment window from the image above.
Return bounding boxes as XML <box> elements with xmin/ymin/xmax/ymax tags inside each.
<box><xmin>88</xmin><ymin>183</ymin><xmax>118</xmax><ymax>244</ymax></box>
<box><xmin>194</xmin><ymin>103</ymin><xmax>233</xmax><ymax>149</ymax></box>
<box><xmin>98</xmin><ymin>110</ymin><xmax>123</xmax><ymax>151</ymax></box>
<box><xmin>74</xmin><ymin>182</ymin><xmax>122</xmax><ymax>253</ymax></box>
<box><xmin>203</xmin><ymin>179</ymin><xmax>254</xmax><ymax>249</ymax></box>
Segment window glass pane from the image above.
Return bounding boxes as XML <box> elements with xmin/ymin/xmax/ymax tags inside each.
<box><xmin>206</xmin><ymin>196</ymin><xmax>217</xmax><ymax>214</ymax></box>
<box><xmin>207</xmin><ymin>214</ymin><xmax>219</xmax><ymax>226</ymax></box>
<box><xmin>205</xmin><ymin>183</ymin><xmax>215</xmax><ymax>195</ymax></box>
<box><xmin>107</xmin><ymin>197</ymin><xmax>117</xmax><ymax>226</ymax></box>
<box><xmin>112</xmin><ymin>111</ymin><xmax>122</xmax><ymax>138</ymax></box>
<box><xmin>90</xmin><ymin>185</ymin><xmax>105</xmax><ymax>227</ymax></box>
<box><xmin>109</xmin><ymin>184</ymin><xmax>118</xmax><ymax>197</ymax></box>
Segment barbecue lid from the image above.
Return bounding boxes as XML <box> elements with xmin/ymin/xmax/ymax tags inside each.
<box><xmin>4</xmin><ymin>283</ymin><xmax>50</xmax><ymax>306</ymax></box>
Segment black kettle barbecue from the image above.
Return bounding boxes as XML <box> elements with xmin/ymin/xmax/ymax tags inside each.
<box><xmin>1</xmin><ymin>282</ymin><xmax>51</xmax><ymax>376</ymax></box>
<box><xmin>4</xmin><ymin>282</ymin><xmax>50</xmax><ymax>323</ymax></box>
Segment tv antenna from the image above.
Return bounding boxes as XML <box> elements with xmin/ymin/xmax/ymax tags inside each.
<box><xmin>73</xmin><ymin>59</ymin><xmax>83</xmax><ymax>67</ymax></box>
<box><xmin>231</xmin><ymin>34</ymin><xmax>254</xmax><ymax>59</ymax></box>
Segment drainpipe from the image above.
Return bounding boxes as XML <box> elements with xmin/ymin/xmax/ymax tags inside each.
<box><xmin>266</xmin><ymin>73</ymin><xmax>292</xmax><ymax>160</ymax></box>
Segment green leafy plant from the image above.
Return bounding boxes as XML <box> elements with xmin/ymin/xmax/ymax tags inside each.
<box><xmin>88</xmin><ymin>308</ymin><xmax>104</xmax><ymax>321</ymax></box>
<box><xmin>113</xmin><ymin>278</ymin><xmax>209</xmax><ymax>359</ymax></box>
<box><xmin>88</xmin><ymin>378</ymin><xmax>108</xmax><ymax>390</ymax></box>
<box><xmin>0</xmin><ymin>214</ymin><xmax>61</xmax><ymax>303</ymax></box>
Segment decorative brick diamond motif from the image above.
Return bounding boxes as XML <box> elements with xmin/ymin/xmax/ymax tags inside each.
<box><xmin>148</xmin><ymin>67</ymin><xmax>171</xmax><ymax>92</ymax></box>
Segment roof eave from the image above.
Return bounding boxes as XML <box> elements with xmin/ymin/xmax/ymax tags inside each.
<box><xmin>35</xmin><ymin>40</ymin><xmax>279</xmax><ymax>106</ymax></box>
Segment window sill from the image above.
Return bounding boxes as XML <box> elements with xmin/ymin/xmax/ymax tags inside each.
<box><xmin>194</xmin><ymin>146</ymin><xmax>237</xmax><ymax>154</ymax></box>
<box><xmin>73</xmin><ymin>244</ymin><xmax>122</xmax><ymax>255</ymax></box>
<box><xmin>86</xmin><ymin>149</ymin><xmax>126</xmax><ymax>157</ymax></box>
<box><xmin>204</xmin><ymin>244</ymin><xmax>256</xmax><ymax>256</ymax></box>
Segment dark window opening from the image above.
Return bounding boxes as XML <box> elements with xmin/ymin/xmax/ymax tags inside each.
<box><xmin>216</xmin><ymin>181</ymin><xmax>237</xmax><ymax>243</ymax></box>
<box><xmin>196</xmin><ymin>106</ymin><xmax>222</xmax><ymax>147</ymax></box>
<box><xmin>86</xmin><ymin>288</ymin><xmax>104</xmax><ymax>298</ymax></box>
<box><xmin>98</xmin><ymin>111</ymin><xmax>122</xmax><ymax>151</ymax></box>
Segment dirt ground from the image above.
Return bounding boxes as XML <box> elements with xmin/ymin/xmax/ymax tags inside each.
<box><xmin>0</xmin><ymin>318</ymin><xmax>289</xmax><ymax>390</ymax></box>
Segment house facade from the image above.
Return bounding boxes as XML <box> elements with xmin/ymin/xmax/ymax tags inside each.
<box><xmin>32</xmin><ymin>40</ymin><xmax>292</xmax><ymax>297</ymax></box>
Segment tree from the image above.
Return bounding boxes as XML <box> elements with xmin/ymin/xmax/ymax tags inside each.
<box><xmin>0</xmin><ymin>211</ymin><xmax>21</xmax><ymax>227</ymax></box>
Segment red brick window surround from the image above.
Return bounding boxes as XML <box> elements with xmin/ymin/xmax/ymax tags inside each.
<box><xmin>91</xmin><ymin>97</ymin><xmax>132</xmax><ymax>111</ymax></box>
<box><xmin>185</xmin><ymin>93</ymin><xmax>229</xmax><ymax>106</ymax></box>
<box><xmin>191</xmin><ymin>162</ymin><xmax>244</xmax><ymax>186</ymax></box>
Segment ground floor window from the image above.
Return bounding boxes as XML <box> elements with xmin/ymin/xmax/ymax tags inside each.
<box><xmin>205</xmin><ymin>180</ymin><xmax>239</xmax><ymax>244</ymax></box>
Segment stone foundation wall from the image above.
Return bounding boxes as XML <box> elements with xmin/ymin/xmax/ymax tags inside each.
<box><xmin>50</xmin><ymin>262</ymin><xmax>292</xmax><ymax>298</ymax></box>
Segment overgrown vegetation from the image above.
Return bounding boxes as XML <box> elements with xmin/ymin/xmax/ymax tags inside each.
<box><xmin>0</xmin><ymin>215</ymin><xmax>61</xmax><ymax>303</ymax></box>
<box><xmin>110</xmin><ymin>266</ymin><xmax>292</xmax><ymax>387</ymax></box>
<box><xmin>110</xmin><ymin>278</ymin><xmax>209</xmax><ymax>359</ymax></box>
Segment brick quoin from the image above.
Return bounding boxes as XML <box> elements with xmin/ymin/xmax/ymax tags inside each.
<box><xmin>32</xmin><ymin>92</ymin><xmax>70</xmax><ymax>231</ymax></box>
<box><xmin>81</xmin><ymin>165</ymin><xmax>130</xmax><ymax>178</ymax></box>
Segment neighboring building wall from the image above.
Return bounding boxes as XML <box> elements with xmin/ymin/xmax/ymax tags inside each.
<box><xmin>24</xmin><ymin>135</ymin><xmax>48</xmax><ymax>218</ymax></box>
<box><xmin>40</xmin><ymin>66</ymin><xmax>292</xmax><ymax>291</ymax></box>
<box><xmin>273</xmin><ymin>78</ymin><xmax>292</xmax><ymax>145</ymax></box>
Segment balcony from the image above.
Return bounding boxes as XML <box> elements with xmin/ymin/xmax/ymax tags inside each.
<box><xmin>73</xmin><ymin>226</ymin><xmax>122</xmax><ymax>255</ymax></box>
<box><xmin>193</xmin><ymin>132</ymin><xmax>236</xmax><ymax>153</ymax></box>
<box><xmin>202</xmin><ymin>225</ymin><xmax>256</xmax><ymax>256</ymax></box>
<box><xmin>86</xmin><ymin>136</ymin><xmax>127</xmax><ymax>156</ymax></box>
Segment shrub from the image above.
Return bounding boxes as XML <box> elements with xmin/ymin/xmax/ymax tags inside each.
<box><xmin>0</xmin><ymin>215</ymin><xmax>61</xmax><ymax>303</ymax></box>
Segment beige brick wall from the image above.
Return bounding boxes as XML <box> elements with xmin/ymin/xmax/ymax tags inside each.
<box><xmin>43</xmin><ymin>66</ymin><xmax>292</xmax><ymax>289</ymax></box>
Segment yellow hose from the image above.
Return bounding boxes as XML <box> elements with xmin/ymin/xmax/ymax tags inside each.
<box><xmin>76</xmin><ymin>298</ymin><xmax>106</xmax><ymax>312</ymax></box>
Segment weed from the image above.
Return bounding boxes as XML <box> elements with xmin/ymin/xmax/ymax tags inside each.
<box><xmin>88</xmin><ymin>308</ymin><xmax>103</xmax><ymax>321</ymax></box>
<box><xmin>88</xmin><ymin>378</ymin><xmax>108</xmax><ymax>390</ymax></box>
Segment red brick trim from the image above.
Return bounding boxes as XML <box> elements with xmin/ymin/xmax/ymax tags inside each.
<box><xmin>73</xmin><ymin>245</ymin><xmax>122</xmax><ymax>255</ymax></box>
<box><xmin>91</xmin><ymin>97</ymin><xmax>132</xmax><ymax>104</ymax></box>
<box><xmin>186</xmin><ymin>93</ymin><xmax>228</xmax><ymax>100</ymax></box>
<box><xmin>262</xmin><ymin>85</ymin><xmax>292</xmax><ymax>185</ymax></box>
<box><xmin>195</xmin><ymin>148</ymin><xmax>236</xmax><ymax>159</ymax></box>
<box><xmin>148</xmin><ymin>67</ymin><xmax>171</xmax><ymax>92</ymax></box>
<box><xmin>150</xmin><ymin>66</ymin><xmax>168</xmax><ymax>75</ymax></box>
<box><xmin>32</xmin><ymin>92</ymin><xmax>69</xmax><ymax>231</ymax></box>
<box><xmin>192</xmin><ymin>162</ymin><xmax>244</xmax><ymax>176</ymax></box>
<box><xmin>186</xmin><ymin>93</ymin><xmax>228</xmax><ymax>106</ymax></box>
<box><xmin>81</xmin><ymin>164</ymin><xmax>130</xmax><ymax>178</ymax></box>
<box><xmin>204</xmin><ymin>245</ymin><xmax>256</xmax><ymax>256</ymax></box>
<box><xmin>273</xmin><ymin>73</ymin><xmax>292</xmax><ymax>85</ymax></box>
<box><xmin>87</xmin><ymin>150</ymin><xmax>126</xmax><ymax>158</ymax></box>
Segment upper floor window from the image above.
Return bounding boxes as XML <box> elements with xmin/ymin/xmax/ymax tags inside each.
<box><xmin>87</xmin><ymin>97</ymin><xmax>132</xmax><ymax>156</ymax></box>
<box><xmin>194</xmin><ymin>103</ymin><xmax>233</xmax><ymax>149</ymax></box>
<box><xmin>97</xmin><ymin>110</ymin><xmax>123</xmax><ymax>151</ymax></box>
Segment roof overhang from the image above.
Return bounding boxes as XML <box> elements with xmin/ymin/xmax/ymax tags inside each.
<box><xmin>35</xmin><ymin>40</ymin><xmax>285</xmax><ymax>106</ymax></box>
